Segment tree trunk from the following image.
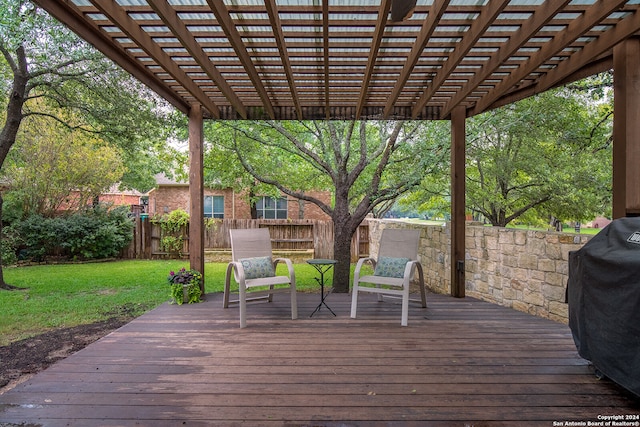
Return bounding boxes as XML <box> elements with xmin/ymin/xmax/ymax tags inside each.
<box><xmin>249</xmin><ymin>187</ymin><xmax>258</xmax><ymax>219</ymax></box>
<box><xmin>0</xmin><ymin>194</ymin><xmax>18</xmax><ymax>290</ymax></box>
<box><xmin>0</xmin><ymin>193</ymin><xmax>7</xmax><ymax>289</ymax></box>
<box><xmin>0</xmin><ymin>46</ymin><xmax>29</xmax><ymax>291</ymax></box>
<box><xmin>330</xmin><ymin>196</ymin><xmax>361</xmax><ymax>293</ymax></box>
<box><xmin>332</xmin><ymin>223</ymin><xmax>353</xmax><ymax>293</ymax></box>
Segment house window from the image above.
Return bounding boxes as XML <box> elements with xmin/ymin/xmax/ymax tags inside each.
<box><xmin>204</xmin><ymin>195</ymin><xmax>224</xmax><ymax>218</ymax></box>
<box><xmin>256</xmin><ymin>196</ymin><xmax>288</xmax><ymax>219</ymax></box>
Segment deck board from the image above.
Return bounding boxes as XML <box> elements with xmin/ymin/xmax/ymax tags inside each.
<box><xmin>0</xmin><ymin>291</ymin><xmax>638</xmax><ymax>426</ymax></box>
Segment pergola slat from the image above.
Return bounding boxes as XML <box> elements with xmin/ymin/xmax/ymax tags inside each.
<box><xmin>150</xmin><ymin>0</ymin><xmax>248</xmax><ymax>119</ymax></box>
<box><xmin>90</xmin><ymin>0</ymin><xmax>221</xmax><ymax>118</ymax></box>
<box><xmin>411</xmin><ymin>0</ymin><xmax>511</xmax><ymax>119</ymax></box>
<box><xmin>36</xmin><ymin>0</ymin><xmax>639</xmax><ymax>120</ymax></box>
<box><xmin>439</xmin><ymin>0</ymin><xmax>571</xmax><ymax>120</ymax></box>
<box><xmin>382</xmin><ymin>0</ymin><xmax>450</xmax><ymax>119</ymax></box>
<box><xmin>206</xmin><ymin>0</ymin><xmax>275</xmax><ymax>119</ymax></box>
<box><xmin>471</xmin><ymin>0</ymin><xmax>630</xmax><ymax>116</ymax></box>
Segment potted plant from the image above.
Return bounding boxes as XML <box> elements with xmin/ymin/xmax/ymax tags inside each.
<box><xmin>167</xmin><ymin>267</ymin><xmax>203</xmax><ymax>304</ymax></box>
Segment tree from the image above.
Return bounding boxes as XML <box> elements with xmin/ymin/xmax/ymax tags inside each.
<box><xmin>0</xmin><ymin>1</ymin><xmax>178</xmax><ymax>289</ymax></box>
<box><xmin>396</xmin><ymin>121</ymin><xmax>452</xmax><ymax>220</ymax></box>
<box><xmin>2</xmin><ymin>113</ymin><xmax>125</xmax><ymax>218</ymax></box>
<box><xmin>466</xmin><ymin>89</ymin><xmax>611</xmax><ymax>227</ymax></box>
<box><xmin>202</xmin><ymin>121</ymin><xmax>282</xmax><ymax>218</ymax></box>
<box><xmin>207</xmin><ymin>120</ymin><xmax>447</xmax><ymax>292</ymax></box>
<box><xmin>403</xmin><ymin>86</ymin><xmax>612</xmax><ymax>227</ymax></box>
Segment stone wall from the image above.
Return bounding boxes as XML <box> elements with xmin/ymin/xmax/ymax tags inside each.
<box><xmin>367</xmin><ymin>219</ymin><xmax>593</xmax><ymax>324</ymax></box>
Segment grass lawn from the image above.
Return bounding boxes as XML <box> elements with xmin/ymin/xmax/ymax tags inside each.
<box><xmin>0</xmin><ymin>259</ymin><xmax>331</xmax><ymax>346</ymax></box>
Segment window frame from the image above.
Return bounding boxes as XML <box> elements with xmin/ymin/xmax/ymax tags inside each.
<box><xmin>204</xmin><ymin>195</ymin><xmax>224</xmax><ymax>218</ymax></box>
<box><xmin>256</xmin><ymin>196</ymin><xmax>288</xmax><ymax>219</ymax></box>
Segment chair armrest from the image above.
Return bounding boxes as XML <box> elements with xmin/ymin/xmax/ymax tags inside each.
<box><xmin>403</xmin><ymin>260</ymin><xmax>418</xmax><ymax>278</ymax></box>
<box><xmin>354</xmin><ymin>257</ymin><xmax>376</xmax><ymax>282</ymax></box>
<box><xmin>227</xmin><ymin>261</ymin><xmax>246</xmax><ymax>283</ymax></box>
<box><xmin>403</xmin><ymin>260</ymin><xmax>427</xmax><ymax>307</ymax></box>
<box><xmin>355</xmin><ymin>257</ymin><xmax>376</xmax><ymax>271</ymax></box>
<box><xmin>223</xmin><ymin>261</ymin><xmax>245</xmax><ymax>308</ymax></box>
<box><xmin>273</xmin><ymin>257</ymin><xmax>296</xmax><ymax>283</ymax></box>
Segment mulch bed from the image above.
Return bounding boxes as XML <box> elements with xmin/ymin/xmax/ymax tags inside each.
<box><xmin>0</xmin><ymin>316</ymin><xmax>133</xmax><ymax>393</ymax></box>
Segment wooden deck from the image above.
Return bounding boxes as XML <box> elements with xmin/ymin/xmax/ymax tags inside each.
<box><xmin>0</xmin><ymin>291</ymin><xmax>638</xmax><ymax>426</ymax></box>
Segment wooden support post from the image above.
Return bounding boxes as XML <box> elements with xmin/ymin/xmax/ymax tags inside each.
<box><xmin>189</xmin><ymin>104</ymin><xmax>205</xmax><ymax>293</ymax></box>
<box><xmin>613</xmin><ymin>37</ymin><xmax>640</xmax><ymax>218</ymax></box>
<box><xmin>450</xmin><ymin>105</ymin><xmax>466</xmax><ymax>298</ymax></box>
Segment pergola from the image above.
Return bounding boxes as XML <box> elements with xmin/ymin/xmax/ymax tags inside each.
<box><xmin>35</xmin><ymin>0</ymin><xmax>640</xmax><ymax>297</ymax></box>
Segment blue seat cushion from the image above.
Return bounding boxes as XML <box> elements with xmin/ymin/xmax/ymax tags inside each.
<box><xmin>374</xmin><ymin>256</ymin><xmax>410</xmax><ymax>278</ymax></box>
<box><xmin>239</xmin><ymin>256</ymin><xmax>275</xmax><ymax>280</ymax></box>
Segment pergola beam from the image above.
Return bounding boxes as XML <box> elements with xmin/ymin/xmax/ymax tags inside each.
<box><xmin>356</xmin><ymin>0</ymin><xmax>392</xmax><ymax>119</ymax></box>
<box><xmin>613</xmin><ymin>37</ymin><xmax>640</xmax><ymax>218</ymax></box>
<box><xmin>440</xmin><ymin>0</ymin><xmax>570</xmax><ymax>118</ymax></box>
<box><xmin>265</xmin><ymin>0</ymin><xmax>303</xmax><ymax>120</ymax></box>
<box><xmin>150</xmin><ymin>0</ymin><xmax>248</xmax><ymax>119</ymax></box>
<box><xmin>207</xmin><ymin>0</ymin><xmax>275</xmax><ymax>119</ymax></box>
<box><xmin>33</xmin><ymin>0</ymin><xmax>190</xmax><ymax>115</ymax></box>
<box><xmin>470</xmin><ymin>0</ymin><xmax>628</xmax><ymax>117</ymax></box>
<box><xmin>411</xmin><ymin>0</ymin><xmax>510</xmax><ymax>120</ymax></box>
<box><xmin>90</xmin><ymin>0</ymin><xmax>221</xmax><ymax>118</ymax></box>
<box><xmin>522</xmin><ymin>10</ymin><xmax>640</xmax><ymax>102</ymax></box>
<box><xmin>323</xmin><ymin>0</ymin><xmax>331</xmax><ymax>120</ymax></box>
<box><xmin>382</xmin><ymin>0</ymin><xmax>450</xmax><ymax>119</ymax></box>
<box><xmin>438</xmin><ymin>0</ymin><xmax>571</xmax><ymax>120</ymax></box>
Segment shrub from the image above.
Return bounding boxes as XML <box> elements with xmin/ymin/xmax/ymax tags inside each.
<box><xmin>0</xmin><ymin>227</ymin><xmax>18</xmax><ymax>265</ymax></box>
<box><xmin>13</xmin><ymin>215</ymin><xmax>58</xmax><ymax>261</ymax></box>
<box><xmin>11</xmin><ymin>204</ymin><xmax>134</xmax><ymax>261</ymax></box>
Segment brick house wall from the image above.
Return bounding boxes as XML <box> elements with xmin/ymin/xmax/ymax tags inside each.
<box><xmin>147</xmin><ymin>177</ymin><xmax>331</xmax><ymax>220</ymax></box>
<box><xmin>147</xmin><ymin>185</ymin><xmax>236</xmax><ymax>217</ymax></box>
<box><xmin>148</xmin><ymin>184</ymin><xmax>190</xmax><ymax>215</ymax></box>
<box><xmin>286</xmin><ymin>191</ymin><xmax>331</xmax><ymax>220</ymax></box>
<box><xmin>61</xmin><ymin>186</ymin><xmax>144</xmax><ymax>212</ymax></box>
<box><xmin>100</xmin><ymin>193</ymin><xmax>141</xmax><ymax>206</ymax></box>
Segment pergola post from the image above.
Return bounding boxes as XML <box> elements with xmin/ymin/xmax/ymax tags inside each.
<box><xmin>613</xmin><ymin>37</ymin><xmax>640</xmax><ymax>219</ymax></box>
<box><xmin>188</xmin><ymin>104</ymin><xmax>205</xmax><ymax>293</ymax></box>
<box><xmin>450</xmin><ymin>105</ymin><xmax>466</xmax><ymax>298</ymax></box>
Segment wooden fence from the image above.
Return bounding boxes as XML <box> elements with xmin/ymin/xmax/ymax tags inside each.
<box><xmin>121</xmin><ymin>218</ymin><xmax>369</xmax><ymax>262</ymax></box>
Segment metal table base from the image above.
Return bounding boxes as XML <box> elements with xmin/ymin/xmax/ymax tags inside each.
<box><xmin>307</xmin><ymin>259</ymin><xmax>337</xmax><ymax>317</ymax></box>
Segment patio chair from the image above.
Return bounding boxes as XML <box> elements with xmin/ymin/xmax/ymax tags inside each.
<box><xmin>223</xmin><ymin>228</ymin><xmax>298</xmax><ymax>328</ymax></box>
<box><xmin>350</xmin><ymin>228</ymin><xmax>427</xmax><ymax>326</ymax></box>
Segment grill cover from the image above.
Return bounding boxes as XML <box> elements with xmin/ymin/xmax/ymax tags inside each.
<box><xmin>567</xmin><ymin>217</ymin><xmax>640</xmax><ymax>397</ymax></box>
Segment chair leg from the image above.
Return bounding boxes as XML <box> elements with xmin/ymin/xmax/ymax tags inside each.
<box><xmin>239</xmin><ymin>284</ymin><xmax>247</xmax><ymax>328</ymax></box>
<box><xmin>290</xmin><ymin>285</ymin><xmax>298</xmax><ymax>320</ymax></box>
<box><xmin>415</xmin><ymin>263</ymin><xmax>427</xmax><ymax>308</ymax></box>
<box><xmin>350</xmin><ymin>282</ymin><xmax>359</xmax><ymax>319</ymax></box>
<box><xmin>401</xmin><ymin>285</ymin><xmax>409</xmax><ymax>327</ymax></box>
<box><xmin>223</xmin><ymin>263</ymin><xmax>234</xmax><ymax>308</ymax></box>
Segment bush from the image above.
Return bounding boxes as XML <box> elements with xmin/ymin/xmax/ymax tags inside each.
<box><xmin>10</xmin><ymin>204</ymin><xmax>134</xmax><ymax>261</ymax></box>
<box><xmin>12</xmin><ymin>215</ymin><xmax>57</xmax><ymax>261</ymax></box>
<box><xmin>0</xmin><ymin>229</ymin><xmax>18</xmax><ymax>265</ymax></box>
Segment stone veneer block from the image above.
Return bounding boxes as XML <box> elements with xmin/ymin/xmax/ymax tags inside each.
<box><xmin>368</xmin><ymin>220</ymin><xmax>591</xmax><ymax>324</ymax></box>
